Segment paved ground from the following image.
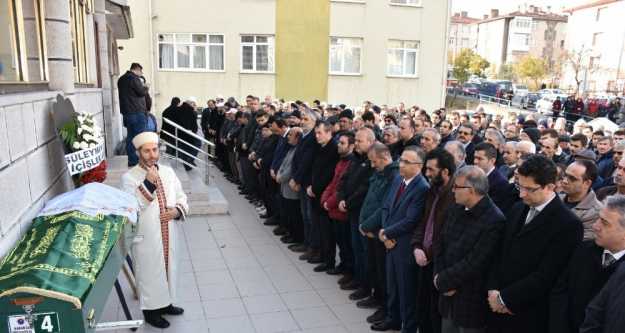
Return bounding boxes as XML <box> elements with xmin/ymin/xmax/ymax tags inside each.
<box><xmin>102</xmin><ymin>165</ymin><xmax>386</xmax><ymax>332</ymax></box>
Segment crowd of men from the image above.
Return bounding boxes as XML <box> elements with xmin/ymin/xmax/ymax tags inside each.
<box><xmin>168</xmin><ymin>94</ymin><xmax>625</xmax><ymax>333</ymax></box>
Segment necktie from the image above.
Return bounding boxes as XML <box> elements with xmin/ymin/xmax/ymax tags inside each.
<box><xmin>394</xmin><ymin>181</ymin><xmax>406</xmax><ymax>206</ymax></box>
<box><xmin>603</xmin><ymin>252</ymin><xmax>616</xmax><ymax>268</ymax></box>
<box><xmin>525</xmin><ymin>207</ymin><xmax>538</xmax><ymax>225</ymax></box>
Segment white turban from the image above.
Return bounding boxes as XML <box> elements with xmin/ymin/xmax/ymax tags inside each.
<box><xmin>132</xmin><ymin>132</ymin><xmax>159</xmax><ymax>149</ymax></box>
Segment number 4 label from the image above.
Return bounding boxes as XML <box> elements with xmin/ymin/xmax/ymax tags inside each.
<box><xmin>34</xmin><ymin>313</ymin><xmax>60</xmax><ymax>333</ymax></box>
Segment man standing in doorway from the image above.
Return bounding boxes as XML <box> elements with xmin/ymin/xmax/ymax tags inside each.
<box><xmin>118</xmin><ymin>63</ymin><xmax>149</xmax><ymax>167</ymax></box>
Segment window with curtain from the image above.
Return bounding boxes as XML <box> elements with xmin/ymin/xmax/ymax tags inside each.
<box><xmin>240</xmin><ymin>35</ymin><xmax>274</xmax><ymax>73</ymax></box>
<box><xmin>70</xmin><ymin>0</ymin><xmax>89</xmax><ymax>83</ymax></box>
<box><xmin>329</xmin><ymin>37</ymin><xmax>362</xmax><ymax>75</ymax></box>
<box><xmin>387</xmin><ymin>40</ymin><xmax>419</xmax><ymax>77</ymax></box>
<box><xmin>158</xmin><ymin>33</ymin><xmax>225</xmax><ymax>71</ymax></box>
<box><xmin>0</xmin><ymin>0</ymin><xmax>47</xmax><ymax>83</ymax></box>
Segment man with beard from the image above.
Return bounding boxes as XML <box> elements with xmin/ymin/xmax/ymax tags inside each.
<box><xmin>338</xmin><ymin>128</ymin><xmax>375</xmax><ymax>299</ymax></box>
<box><xmin>411</xmin><ymin>148</ymin><xmax>456</xmax><ymax>333</ymax></box>
<box><xmin>121</xmin><ymin>132</ymin><xmax>188</xmax><ymax>328</ymax></box>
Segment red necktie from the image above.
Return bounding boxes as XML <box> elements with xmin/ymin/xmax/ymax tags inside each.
<box><xmin>394</xmin><ymin>181</ymin><xmax>406</xmax><ymax>206</ymax></box>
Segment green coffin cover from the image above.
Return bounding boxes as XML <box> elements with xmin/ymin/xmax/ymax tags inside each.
<box><xmin>0</xmin><ymin>211</ymin><xmax>127</xmax><ymax>309</ymax></box>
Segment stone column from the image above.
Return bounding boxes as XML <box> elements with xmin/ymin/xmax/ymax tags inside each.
<box><xmin>44</xmin><ymin>0</ymin><xmax>74</xmax><ymax>92</ymax></box>
<box><xmin>93</xmin><ymin>0</ymin><xmax>118</xmax><ymax>156</ymax></box>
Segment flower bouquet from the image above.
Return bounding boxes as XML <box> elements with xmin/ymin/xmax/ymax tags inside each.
<box><xmin>59</xmin><ymin>112</ymin><xmax>107</xmax><ymax>186</ymax></box>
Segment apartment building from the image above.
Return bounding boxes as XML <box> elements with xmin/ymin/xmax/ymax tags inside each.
<box><xmin>448</xmin><ymin>11</ymin><xmax>480</xmax><ymax>61</ymax></box>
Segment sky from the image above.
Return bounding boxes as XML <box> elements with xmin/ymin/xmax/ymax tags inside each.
<box><xmin>451</xmin><ymin>0</ymin><xmax>589</xmax><ymax>18</ymax></box>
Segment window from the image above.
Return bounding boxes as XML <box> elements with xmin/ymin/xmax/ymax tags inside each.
<box><xmin>387</xmin><ymin>40</ymin><xmax>419</xmax><ymax>77</ymax></box>
<box><xmin>70</xmin><ymin>0</ymin><xmax>89</xmax><ymax>83</ymax></box>
<box><xmin>461</xmin><ymin>38</ymin><xmax>470</xmax><ymax>48</ymax></box>
<box><xmin>512</xmin><ymin>33</ymin><xmax>530</xmax><ymax>47</ymax></box>
<box><xmin>0</xmin><ymin>0</ymin><xmax>48</xmax><ymax>83</ymax></box>
<box><xmin>592</xmin><ymin>32</ymin><xmax>604</xmax><ymax>48</ymax></box>
<box><xmin>329</xmin><ymin>37</ymin><xmax>362</xmax><ymax>75</ymax></box>
<box><xmin>158</xmin><ymin>33</ymin><xmax>224</xmax><ymax>71</ymax></box>
<box><xmin>449</xmin><ymin>37</ymin><xmax>455</xmax><ymax>46</ymax></box>
<box><xmin>390</xmin><ymin>0</ymin><xmax>421</xmax><ymax>6</ymax></box>
<box><xmin>240</xmin><ymin>35</ymin><xmax>274</xmax><ymax>73</ymax></box>
<box><xmin>515</xmin><ymin>18</ymin><xmax>531</xmax><ymax>29</ymax></box>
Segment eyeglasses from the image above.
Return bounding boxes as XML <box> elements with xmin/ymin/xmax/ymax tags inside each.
<box><xmin>514</xmin><ymin>182</ymin><xmax>543</xmax><ymax>193</ymax></box>
<box><xmin>452</xmin><ymin>184</ymin><xmax>472</xmax><ymax>190</ymax></box>
<box><xmin>399</xmin><ymin>159</ymin><xmax>422</xmax><ymax>165</ymax></box>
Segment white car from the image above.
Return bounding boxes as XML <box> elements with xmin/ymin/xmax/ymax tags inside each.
<box><xmin>538</xmin><ymin>89</ymin><xmax>564</xmax><ymax>97</ymax></box>
<box><xmin>536</xmin><ymin>94</ymin><xmax>568</xmax><ymax>115</ymax></box>
<box><xmin>513</xmin><ymin>84</ymin><xmax>529</xmax><ymax>96</ymax></box>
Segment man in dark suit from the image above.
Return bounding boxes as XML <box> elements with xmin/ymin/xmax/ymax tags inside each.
<box><xmin>567</xmin><ymin>195</ymin><xmax>625</xmax><ymax>333</ymax></box>
<box><xmin>473</xmin><ymin>143</ymin><xmax>515</xmax><ymax>212</ymax></box>
<box><xmin>411</xmin><ymin>148</ymin><xmax>457</xmax><ymax>333</ymax></box>
<box><xmin>486</xmin><ymin>155</ymin><xmax>583</xmax><ymax>333</ymax></box>
<box><xmin>550</xmin><ymin>194</ymin><xmax>625</xmax><ymax>333</ymax></box>
<box><xmin>372</xmin><ymin>146</ymin><xmax>430</xmax><ymax>332</ymax></box>
<box><xmin>456</xmin><ymin>125</ymin><xmax>476</xmax><ymax>165</ymax></box>
<box><xmin>435</xmin><ymin>165</ymin><xmax>505</xmax><ymax>333</ymax></box>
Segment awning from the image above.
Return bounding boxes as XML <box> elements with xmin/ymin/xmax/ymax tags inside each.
<box><xmin>105</xmin><ymin>0</ymin><xmax>133</xmax><ymax>39</ymax></box>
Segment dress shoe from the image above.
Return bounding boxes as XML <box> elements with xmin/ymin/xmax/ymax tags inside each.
<box><xmin>159</xmin><ymin>304</ymin><xmax>184</xmax><ymax>315</ymax></box>
<box><xmin>259</xmin><ymin>213</ymin><xmax>272</xmax><ymax>219</ymax></box>
<box><xmin>326</xmin><ymin>266</ymin><xmax>345</xmax><ymax>275</ymax></box>
<box><xmin>349</xmin><ymin>287</ymin><xmax>370</xmax><ymax>300</ymax></box>
<box><xmin>299</xmin><ymin>250</ymin><xmax>314</xmax><ymax>261</ymax></box>
<box><xmin>356</xmin><ymin>296</ymin><xmax>379</xmax><ymax>309</ymax></box>
<box><xmin>370</xmin><ymin>320</ymin><xmax>401</xmax><ymax>331</ymax></box>
<box><xmin>366</xmin><ymin>308</ymin><xmax>386</xmax><ymax>324</ymax></box>
<box><xmin>273</xmin><ymin>226</ymin><xmax>288</xmax><ymax>236</ymax></box>
<box><xmin>289</xmin><ymin>244</ymin><xmax>308</xmax><ymax>253</ymax></box>
<box><xmin>313</xmin><ymin>263</ymin><xmax>331</xmax><ymax>272</ymax></box>
<box><xmin>281</xmin><ymin>235</ymin><xmax>296</xmax><ymax>244</ymax></box>
<box><xmin>307</xmin><ymin>254</ymin><xmax>323</xmax><ymax>264</ymax></box>
<box><xmin>263</xmin><ymin>219</ymin><xmax>279</xmax><ymax>226</ymax></box>
<box><xmin>340</xmin><ymin>280</ymin><xmax>360</xmax><ymax>291</ymax></box>
<box><xmin>337</xmin><ymin>274</ymin><xmax>353</xmax><ymax>285</ymax></box>
<box><xmin>142</xmin><ymin>310</ymin><xmax>170</xmax><ymax>329</ymax></box>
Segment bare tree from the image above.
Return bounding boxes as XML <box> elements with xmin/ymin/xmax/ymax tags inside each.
<box><xmin>564</xmin><ymin>45</ymin><xmax>602</xmax><ymax>96</ymax></box>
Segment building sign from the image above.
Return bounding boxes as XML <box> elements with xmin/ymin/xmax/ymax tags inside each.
<box><xmin>64</xmin><ymin>143</ymin><xmax>105</xmax><ymax>176</ymax></box>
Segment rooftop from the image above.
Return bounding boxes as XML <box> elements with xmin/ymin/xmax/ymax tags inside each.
<box><xmin>477</xmin><ymin>7</ymin><xmax>568</xmax><ymax>24</ymax></box>
<box><xmin>451</xmin><ymin>11</ymin><xmax>480</xmax><ymax>24</ymax></box>
<box><xmin>563</xmin><ymin>0</ymin><xmax>621</xmax><ymax>13</ymax></box>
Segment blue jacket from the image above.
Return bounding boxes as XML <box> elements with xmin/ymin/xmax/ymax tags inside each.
<box><xmin>360</xmin><ymin>161</ymin><xmax>399</xmax><ymax>233</ymax></box>
<box><xmin>597</xmin><ymin>151</ymin><xmax>615</xmax><ymax>180</ymax></box>
<box><xmin>381</xmin><ymin>174</ymin><xmax>430</xmax><ymax>240</ymax></box>
<box><xmin>270</xmin><ymin>133</ymin><xmax>289</xmax><ymax>172</ymax></box>
<box><xmin>291</xmin><ymin>130</ymin><xmax>318</xmax><ymax>188</ymax></box>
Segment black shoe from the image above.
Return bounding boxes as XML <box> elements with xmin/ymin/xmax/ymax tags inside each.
<box><xmin>313</xmin><ymin>263</ymin><xmax>331</xmax><ymax>272</ymax></box>
<box><xmin>281</xmin><ymin>236</ymin><xmax>296</xmax><ymax>244</ymax></box>
<box><xmin>244</xmin><ymin>194</ymin><xmax>254</xmax><ymax>200</ymax></box>
<box><xmin>326</xmin><ymin>266</ymin><xmax>345</xmax><ymax>275</ymax></box>
<box><xmin>273</xmin><ymin>226</ymin><xmax>288</xmax><ymax>236</ymax></box>
<box><xmin>356</xmin><ymin>296</ymin><xmax>380</xmax><ymax>309</ymax></box>
<box><xmin>259</xmin><ymin>213</ymin><xmax>272</xmax><ymax>219</ymax></box>
<box><xmin>307</xmin><ymin>255</ymin><xmax>323</xmax><ymax>264</ymax></box>
<box><xmin>338</xmin><ymin>274</ymin><xmax>353</xmax><ymax>285</ymax></box>
<box><xmin>366</xmin><ymin>308</ymin><xmax>386</xmax><ymax>324</ymax></box>
<box><xmin>370</xmin><ymin>320</ymin><xmax>401</xmax><ymax>331</ymax></box>
<box><xmin>340</xmin><ymin>280</ymin><xmax>360</xmax><ymax>291</ymax></box>
<box><xmin>289</xmin><ymin>244</ymin><xmax>308</xmax><ymax>253</ymax></box>
<box><xmin>160</xmin><ymin>304</ymin><xmax>184</xmax><ymax>315</ymax></box>
<box><xmin>143</xmin><ymin>310</ymin><xmax>170</xmax><ymax>329</ymax></box>
<box><xmin>299</xmin><ymin>250</ymin><xmax>314</xmax><ymax>261</ymax></box>
<box><xmin>263</xmin><ymin>219</ymin><xmax>279</xmax><ymax>226</ymax></box>
<box><xmin>349</xmin><ymin>287</ymin><xmax>370</xmax><ymax>300</ymax></box>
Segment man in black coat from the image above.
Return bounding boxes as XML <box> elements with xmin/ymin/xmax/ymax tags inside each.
<box><xmin>581</xmin><ymin>261</ymin><xmax>625</xmax><ymax>333</ymax></box>
<box><xmin>117</xmin><ymin>62</ymin><xmax>149</xmax><ymax>166</ymax></box>
<box><xmin>456</xmin><ymin>125</ymin><xmax>476</xmax><ymax>165</ymax></box>
<box><xmin>337</xmin><ymin>127</ymin><xmax>375</xmax><ymax>298</ymax></box>
<box><xmin>309</xmin><ymin>121</ymin><xmax>340</xmax><ymax>272</ymax></box>
<box><xmin>473</xmin><ymin>143</ymin><xmax>516</xmax><ymax>212</ymax></box>
<box><xmin>553</xmin><ymin>195</ymin><xmax>625</xmax><ymax>333</ymax></box>
<box><xmin>393</xmin><ymin>118</ymin><xmax>420</xmax><ymax>158</ymax></box>
<box><xmin>486</xmin><ymin>155</ymin><xmax>583</xmax><ymax>333</ymax></box>
<box><xmin>435</xmin><ymin>165</ymin><xmax>505</xmax><ymax>333</ymax></box>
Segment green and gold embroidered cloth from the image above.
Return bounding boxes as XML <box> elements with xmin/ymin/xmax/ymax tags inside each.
<box><xmin>0</xmin><ymin>211</ymin><xmax>127</xmax><ymax>308</ymax></box>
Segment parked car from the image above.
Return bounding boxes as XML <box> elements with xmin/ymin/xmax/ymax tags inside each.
<box><xmin>513</xmin><ymin>84</ymin><xmax>529</xmax><ymax>96</ymax></box>
<box><xmin>512</xmin><ymin>92</ymin><xmax>540</xmax><ymax>110</ymax></box>
<box><xmin>538</xmin><ymin>88</ymin><xmax>564</xmax><ymax>97</ymax></box>
<box><xmin>536</xmin><ymin>94</ymin><xmax>568</xmax><ymax>115</ymax></box>
<box><xmin>479</xmin><ymin>80</ymin><xmax>513</xmax><ymax>100</ymax></box>
<box><xmin>461</xmin><ymin>83</ymin><xmax>480</xmax><ymax>96</ymax></box>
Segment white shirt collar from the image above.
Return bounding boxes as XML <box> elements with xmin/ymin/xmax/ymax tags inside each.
<box><xmin>486</xmin><ymin>166</ymin><xmax>496</xmax><ymax>176</ymax></box>
<box><xmin>403</xmin><ymin>175</ymin><xmax>417</xmax><ymax>187</ymax></box>
<box><xmin>532</xmin><ymin>193</ymin><xmax>557</xmax><ymax>213</ymax></box>
<box><xmin>604</xmin><ymin>249</ymin><xmax>625</xmax><ymax>264</ymax></box>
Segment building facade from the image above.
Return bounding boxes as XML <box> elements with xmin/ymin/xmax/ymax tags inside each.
<box><xmin>0</xmin><ymin>0</ymin><xmax>131</xmax><ymax>257</ymax></box>
<box><xmin>561</xmin><ymin>0</ymin><xmax>625</xmax><ymax>95</ymax></box>
<box><xmin>475</xmin><ymin>7</ymin><xmax>567</xmax><ymax>76</ymax></box>
<box><xmin>117</xmin><ymin>0</ymin><xmax>450</xmax><ymax>113</ymax></box>
<box><xmin>448</xmin><ymin>11</ymin><xmax>479</xmax><ymax>61</ymax></box>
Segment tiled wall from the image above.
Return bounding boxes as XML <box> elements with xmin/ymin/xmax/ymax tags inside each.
<box><xmin>0</xmin><ymin>89</ymin><xmax>104</xmax><ymax>258</ymax></box>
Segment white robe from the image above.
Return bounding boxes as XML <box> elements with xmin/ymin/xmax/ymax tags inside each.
<box><xmin>121</xmin><ymin>164</ymin><xmax>188</xmax><ymax>310</ymax></box>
